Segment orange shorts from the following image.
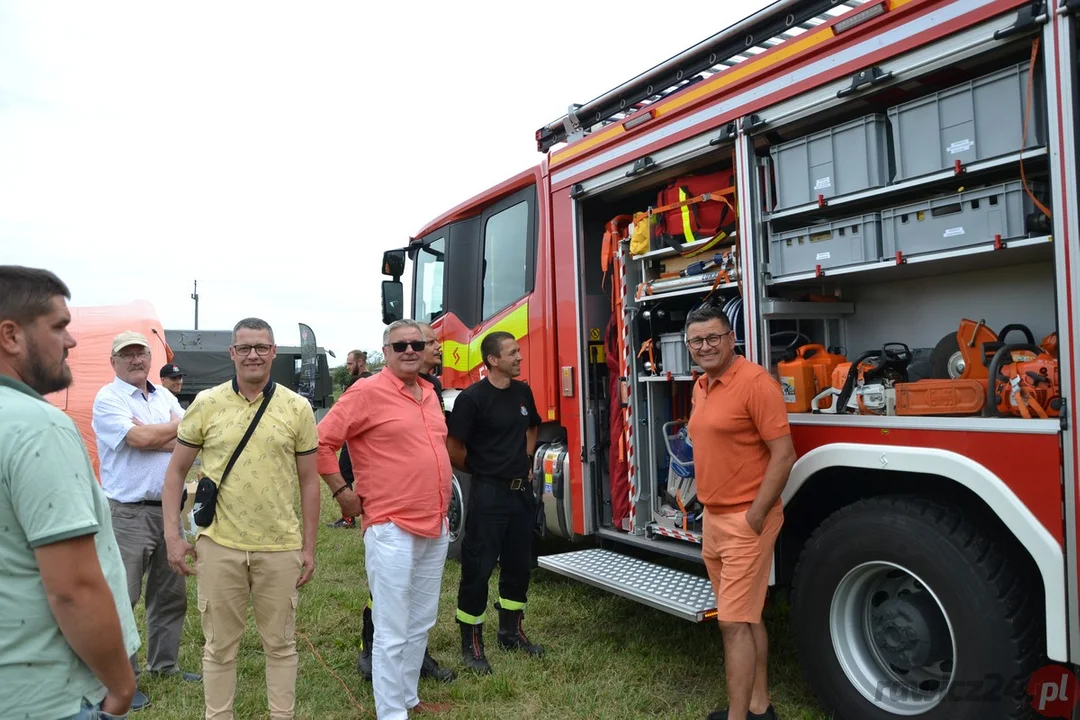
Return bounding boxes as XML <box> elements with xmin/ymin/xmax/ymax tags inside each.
<box><xmin>702</xmin><ymin>502</ymin><xmax>783</xmax><ymax>624</ymax></box>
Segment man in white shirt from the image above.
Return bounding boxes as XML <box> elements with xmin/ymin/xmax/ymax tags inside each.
<box><xmin>92</xmin><ymin>331</ymin><xmax>200</xmax><ymax>711</ymax></box>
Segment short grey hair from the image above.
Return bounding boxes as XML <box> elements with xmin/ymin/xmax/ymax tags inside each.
<box><xmin>232</xmin><ymin>317</ymin><xmax>275</xmax><ymax>344</ymax></box>
<box><xmin>383</xmin><ymin>318</ymin><xmax>423</xmax><ymax>346</ymax></box>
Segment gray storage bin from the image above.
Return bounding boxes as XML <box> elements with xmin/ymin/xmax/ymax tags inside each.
<box><xmin>769</xmin><ymin>213</ymin><xmax>882</xmax><ymax>276</ymax></box>
<box><xmin>770</xmin><ymin>114</ymin><xmax>891</xmax><ymax>211</ymax></box>
<box><xmin>888</xmin><ymin>62</ymin><xmax>1046</xmax><ymax>182</ymax></box>
<box><xmin>880</xmin><ymin>181</ymin><xmax>1039</xmax><ymax>258</ymax></box>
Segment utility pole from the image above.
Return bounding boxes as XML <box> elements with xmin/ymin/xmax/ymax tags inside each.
<box><xmin>191</xmin><ymin>280</ymin><xmax>199</xmax><ymax>329</ymax></box>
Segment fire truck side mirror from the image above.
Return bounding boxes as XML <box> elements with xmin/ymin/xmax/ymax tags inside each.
<box><xmin>381</xmin><ymin>249</ymin><xmax>406</xmax><ymax>279</ymax></box>
<box><xmin>381</xmin><ymin>281</ymin><xmax>404</xmax><ymax>326</ymax></box>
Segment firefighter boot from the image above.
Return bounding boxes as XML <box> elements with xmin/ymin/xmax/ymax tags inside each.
<box><xmin>419</xmin><ymin>647</ymin><xmax>456</xmax><ymax>682</ymax></box>
<box><xmin>458</xmin><ymin>622</ymin><xmax>492</xmax><ymax>675</ymax></box>
<box><xmin>355</xmin><ymin>606</ymin><xmax>374</xmax><ymax>681</ymax></box>
<box><xmin>495</xmin><ymin>602</ymin><xmax>544</xmax><ymax>657</ymax></box>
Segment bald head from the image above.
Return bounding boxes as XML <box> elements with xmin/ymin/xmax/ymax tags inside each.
<box><xmin>417</xmin><ymin>322</ymin><xmax>442</xmax><ymax>373</ymax></box>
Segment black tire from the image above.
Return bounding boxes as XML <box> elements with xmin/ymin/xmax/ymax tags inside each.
<box><xmin>791</xmin><ymin>495</ymin><xmax>1044</xmax><ymax>720</ymax></box>
<box><xmin>447</xmin><ymin>473</ymin><xmax>470</xmax><ymax>561</ymax></box>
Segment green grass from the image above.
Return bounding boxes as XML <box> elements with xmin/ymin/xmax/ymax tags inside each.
<box><xmin>131</xmin><ymin>492</ymin><xmax>830</xmax><ymax>719</ymax></box>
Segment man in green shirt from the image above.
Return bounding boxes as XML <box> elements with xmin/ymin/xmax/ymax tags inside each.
<box><xmin>0</xmin><ymin>265</ymin><xmax>141</xmax><ymax>719</ymax></box>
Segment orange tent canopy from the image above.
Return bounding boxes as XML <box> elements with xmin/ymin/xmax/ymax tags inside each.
<box><xmin>45</xmin><ymin>300</ymin><xmax>172</xmax><ymax>480</ymax></box>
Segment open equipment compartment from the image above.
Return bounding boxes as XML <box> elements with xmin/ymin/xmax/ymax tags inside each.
<box><xmin>754</xmin><ymin>39</ymin><xmax>1059</xmax><ymax>422</ymax></box>
<box><xmin>575</xmin><ymin>144</ymin><xmax>745</xmax><ymax>544</ymax></box>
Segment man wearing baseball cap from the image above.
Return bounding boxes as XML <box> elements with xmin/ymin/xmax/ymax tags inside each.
<box><xmin>159</xmin><ymin>363</ymin><xmax>186</xmax><ymax>399</ymax></box>
<box><xmin>92</xmin><ymin>331</ymin><xmax>199</xmax><ymax>711</ymax></box>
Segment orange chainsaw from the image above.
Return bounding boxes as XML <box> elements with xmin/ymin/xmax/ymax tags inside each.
<box><xmin>811</xmin><ymin>343</ymin><xmax>913</xmax><ymax>415</ymax></box>
<box><xmin>985</xmin><ymin>341</ymin><xmax>1061</xmax><ymax>419</ymax></box>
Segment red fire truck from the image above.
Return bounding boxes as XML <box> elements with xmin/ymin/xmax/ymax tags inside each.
<box><xmin>379</xmin><ymin>0</ymin><xmax>1080</xmax><ymax>716</ymax></box>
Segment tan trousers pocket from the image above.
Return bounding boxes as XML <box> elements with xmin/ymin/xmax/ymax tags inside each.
<box><xmin>198</xmin><ymin>595</ymin><xmax>214</xmax><ymax>643</ymax></box>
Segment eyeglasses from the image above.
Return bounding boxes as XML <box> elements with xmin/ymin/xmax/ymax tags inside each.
<box><xmin>233</xmin><ymin>344</ymin><xmax>273</xmax><ymax>356</ymax></box>
<box><xmin>686</xmin><ymin>332</ymin><xmax>732</xmax><ymax>350</ymax></box>
<box><xmin>390</xmin><ymin>340</ymin><xmax>427</xmax><ymax>353</ymax></box>
<box><xmin>116</xmin><ymin>350</ymin><xmax>150</xmax><ymax>361</ymax></box>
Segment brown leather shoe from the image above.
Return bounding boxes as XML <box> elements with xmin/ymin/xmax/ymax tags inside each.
<box><xmin>411</xmin><ymin>700</ymin><xmax>452</xmax><ymax>714</ymax></box>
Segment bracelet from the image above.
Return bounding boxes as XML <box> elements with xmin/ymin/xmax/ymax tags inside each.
<box><xmin>332</xmin><ymin>485</ymin><xmax>348</xmax><ymax>499</ymax></box>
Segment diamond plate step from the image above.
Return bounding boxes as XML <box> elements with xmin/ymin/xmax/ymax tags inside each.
<box><xmin>537</xmin><ymin>548</ymin><xmax>717</xmax><ymax>622</ymax></box>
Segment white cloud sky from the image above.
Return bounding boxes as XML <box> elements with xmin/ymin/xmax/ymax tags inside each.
<box><xmin>0</xmin><ymin>0</ymin><xmax>772</xmax><ymax>362</ymax></box>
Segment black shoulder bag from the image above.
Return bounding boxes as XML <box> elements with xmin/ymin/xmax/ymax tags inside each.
<box><xmin>191</xmin><ymin>382</ymin><xmax>276</xmax><ymax>528</ymax></box>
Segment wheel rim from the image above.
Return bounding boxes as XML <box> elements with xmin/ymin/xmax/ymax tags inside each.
<box><xmin>447</xmin><ymin>476</ymin><xmax>463</xmax><ymax>543</ymax></box>
<box><xmin>830</xmin><ymin>561</ymin><xmax>956</xmax><ymax>714</ymax></box>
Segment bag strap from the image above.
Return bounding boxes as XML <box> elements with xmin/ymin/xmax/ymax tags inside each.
<box><xmin>219</xmin><ymin>382</ymin><xmax>276</xmax><ymax>488</ymax></box>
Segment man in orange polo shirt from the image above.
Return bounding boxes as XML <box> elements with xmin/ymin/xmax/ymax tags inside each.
<box><xmin>685</xmin><ymin>303</ymin><xmax>797</xmax><ymax>720</ymax></box>
<box><xmin>316</xmin><ymin>319</ymin><xmax>453</xmax><ymax>719</ymax></box>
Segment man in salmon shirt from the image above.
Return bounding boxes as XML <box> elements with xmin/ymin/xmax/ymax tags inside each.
<box><xmin>316</xmin><ymin>319</ymin><xmax>453</xmax><ymax>719</ymax></box>
<box><xmin>684</xmin><ymin>303</ymin><xmax>797</xmax><ymax>720</ymax></box>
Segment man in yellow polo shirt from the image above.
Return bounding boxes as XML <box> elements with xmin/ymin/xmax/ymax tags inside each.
<box><xmin>163</xmin><ymin>317</ymin><xmax>321</xmax><ymax>720</ymax></box>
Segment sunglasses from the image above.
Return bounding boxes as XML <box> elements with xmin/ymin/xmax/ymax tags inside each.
<box><xmin>390</xmin><ymin>340</ymin><xmax>427</xmax><ymax>353</ymax></box>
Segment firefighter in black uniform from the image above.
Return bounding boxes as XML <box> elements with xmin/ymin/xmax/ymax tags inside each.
<box><xmin>448</xmin><ymin>330</ymin><xmax>543</xmax><ymax>674</ymax></box>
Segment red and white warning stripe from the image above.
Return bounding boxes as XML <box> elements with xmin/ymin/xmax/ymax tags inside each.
<box><xmin>618</xmin><ymin>241</ymin><xmax>636</xmax><ymax>533</ymax></box>
<box><xmin>651</xmin><ymin>524</ymin><xmax>704</xmax><ymax>544</ymax></box>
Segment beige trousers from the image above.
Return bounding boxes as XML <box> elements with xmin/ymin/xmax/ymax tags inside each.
<box><xmin>195</xmin><ymin>536</ymin><xmax>301</xmax><ymax>720</ymax></box>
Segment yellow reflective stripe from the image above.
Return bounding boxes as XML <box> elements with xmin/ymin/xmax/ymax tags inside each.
<box><xmin>498</xmin><ymin>597</ymin><xmax>525</xmax><ymax>611</ymax></box>
<box><xmin>456</xmin><ymin>609</ymin><xmax>485</xmax><ymax>624</ymax></box>
<box><xmin>442</xmin><ymin>302</ymin><xmax>529</xmax><ymax>372</ymax></box>
<box><xmin>442</xmin><ymin>339</ymin><xmax>469</xmax><ymax>372</ymax></box>
<box><xmin>679</xmin><ymin>187</ymin><xmax>696</xmax><ymax>244</ymax></box>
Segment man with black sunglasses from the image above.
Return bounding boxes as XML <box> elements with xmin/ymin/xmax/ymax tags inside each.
<box><xmin>317</xmin><ymin>319</ymin><xmax>453</xmax><ymax>718</ymax></box>
<box><xmin>354</xmin><ymin>321</ymin><xmax>455</xmax><ymax>687</ymax></box>
<box><xmin>448</xmin><ymin>330</ymin><xmax>544</xmax><ymax>675</ymax></box>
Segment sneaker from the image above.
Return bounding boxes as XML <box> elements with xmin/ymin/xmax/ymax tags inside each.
<box><xmin>327</xmin><ymin>517</ymin><xmax>356</xmax><ymax>529</ymax></box>
<box><xmin>130</xmin><ymin>690</ymin><xmax>152</xmax><ymax>712</ymax></box>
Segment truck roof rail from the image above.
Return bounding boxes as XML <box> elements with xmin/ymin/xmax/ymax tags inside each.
<box><xmin>534</xmin><ymin>0</ymin><xmax>873</xmax><ymax>154</ymax></box>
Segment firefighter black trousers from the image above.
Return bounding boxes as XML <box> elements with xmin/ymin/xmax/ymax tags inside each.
<box><xmin>456</xmin><ymin>476</ymin><xmax>535</xmax><ymax>622</ymax></box>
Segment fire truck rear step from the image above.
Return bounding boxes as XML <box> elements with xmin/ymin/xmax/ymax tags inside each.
<box><xmin>537</xmin><ymin>549</ymin><xmax>716</xmax><ymax>622</ymax></box>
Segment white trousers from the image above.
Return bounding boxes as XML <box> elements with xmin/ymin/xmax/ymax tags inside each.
<box><xmin>364</xmin><ymin>521</ymin><xmax>449</xmax><ymax>720</ymax></box>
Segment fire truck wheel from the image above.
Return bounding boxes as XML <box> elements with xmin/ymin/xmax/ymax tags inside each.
<box><xmin>446</xmin><ymin>473</ymin><xmax>470</xmax><ymax>561</ymax></box>
<box><xmin>791</xmin><ymin>495</ymin><xmax>1043</xmax><ymax>720</ymax></box>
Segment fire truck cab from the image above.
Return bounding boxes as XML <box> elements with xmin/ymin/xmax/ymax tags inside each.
<box><xmin>380</xmin><ymin>0</ymin><xmax>1080</xmax><ymax>716</ymax></box>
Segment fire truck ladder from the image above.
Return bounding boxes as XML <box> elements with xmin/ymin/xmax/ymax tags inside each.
<box><xmin>535</xmin><ymin>0</ymin><xmax>876</xmax><ymax>153</ymax></box>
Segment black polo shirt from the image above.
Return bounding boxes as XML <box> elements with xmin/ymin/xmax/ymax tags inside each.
<box><xmin>447</xmin><ymin>377</ymin><xmax>541</xmax><ymax>479</ymax></box>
